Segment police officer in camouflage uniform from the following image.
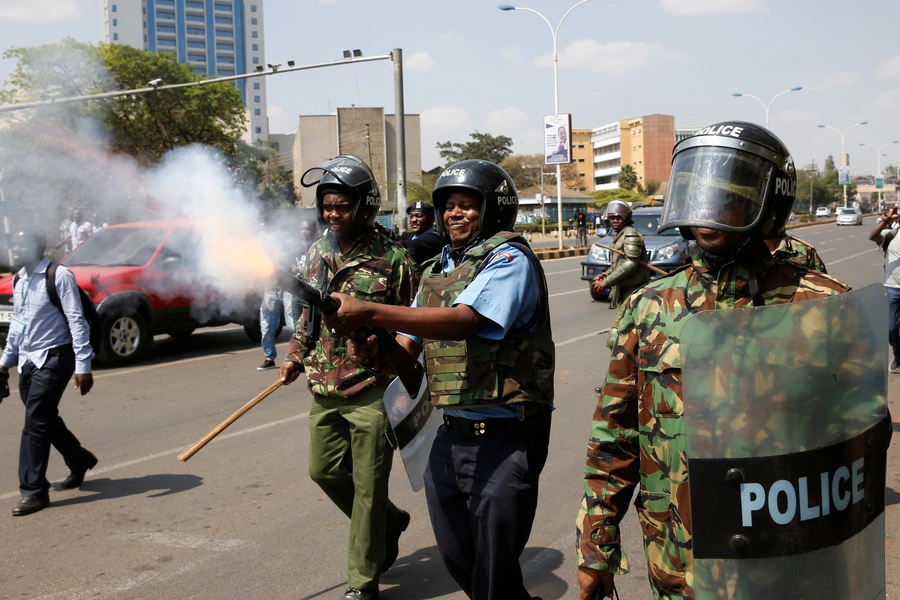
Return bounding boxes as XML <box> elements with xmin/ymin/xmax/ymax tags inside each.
<box><xmin>278</xmin><ymin>156</ymin><xmax>419</xmax><ymax>600</ymax></box>
<box><xmin>590</xmin><ymin>201</ymin><xmax>652</xmax><ymax>349</ymax></box>
<box><xmin>765</xmin><ymin>233</ymin><xmax>827</xmax><ymax>272</ymax></box>
<box><xmin>575</xmin><ymin>122</ymin><xmax>851</xmax><ymax>599</ymax></box>
<box><xmin>327</xmin><ymin>160</ymin><xmax>555</xmax><ymax>600</ymax></box>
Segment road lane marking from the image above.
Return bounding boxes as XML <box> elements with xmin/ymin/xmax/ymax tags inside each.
<box><xmin>112</xmin><ymin>530</ymin><xmax>249</xmax><ymax>552</ymax></box>
<box><xmin>0</xmin><ymin>411</ymin><xmax>311</xmax><ymax>501</ymax></box>
<box><xmin>549</xmin><ymin>289</ymin><xmax>586</xmax><ymax>298</ymax></box>
<box><xmin>545</xmin><ymin>268</ymin><xmax>582</xmax><ymax>275</ymax></box>
<box><xmin>829</xmin><ymin>248</ymin><xmax>879</xmax><ymax>265</ymax></box>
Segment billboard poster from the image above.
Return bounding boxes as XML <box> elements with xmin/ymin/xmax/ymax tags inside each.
<box><xmin>838</xmin><ymin>166</ymin><xmax>851</xmax><ymax>186</ymax></box>
<box><xmin>544</xmin><ymin>114</ymin><xmax>572</xmax><ymax>165</ymax></box>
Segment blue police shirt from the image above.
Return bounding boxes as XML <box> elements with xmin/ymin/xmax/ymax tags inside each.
<box><xmin>401</xmin><ymin>242</ymin><xmax>542</xmax><ymax>419</ymax></box>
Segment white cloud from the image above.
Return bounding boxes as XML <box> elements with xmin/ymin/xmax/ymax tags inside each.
<box><xmin>421</xmin><ymin>106</ymin><xmax>470</xmax><ymax>134</ymax></box>
<box><xmin>660</xmin><ymin>0</ymin><xmax>767</xmax><ymax>15</ymax></box>
<box><xmin>876</xmin><ymin>56</ymin><xmax>900</xmax><ymax>79</ymax></box>
<box><xmin>539</xmin><ymin>39</ymin><xmax>682</xmax><ymax>76</ymax></box>
<box><xmin>503</xmin><ymin>46</ymin><xmax>522</xmax><ymax>60</ymax></box>
<box><xmin>485</xmin><ymin>107</ymin><xmax>531</xmax><ymax>132</ymax></box>
<box><xmin>0</xmin><ymin>0</ymin><xmax>80</xmax><ymax>23</ymax></box>
<box><xmin>317</xmin><ymin>0</ymin><xmax>339</xmax><ymax>4</ymax></box>
<box><xmin>405</xmin><ymin>51</ymin><xmax>436</xmax><ymax>73</ymax></box>
<box><xmin>439</xmin><ymin>33</ymin><xmax>455</xmax><ymax>41</ymax></box>
<box><xmin>866</xmin><ymin>89</ymin><xmax>900</xmax><ymax>113</ymax></box>
<box><xmin>803</xmin><ymin>70</ymin><xmax>861</xmax><ymax>92</ymax></box>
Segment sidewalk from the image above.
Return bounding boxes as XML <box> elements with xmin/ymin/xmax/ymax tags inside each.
<box><xmin>885</xmin><ymin>377</ymin><xmax>899</xmax><ymax>596</ymax></box>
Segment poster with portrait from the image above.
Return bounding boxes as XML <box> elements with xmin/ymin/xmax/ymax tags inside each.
<box><xmin>544</xmin><ymin>114</ymin><xmax>572</xmax><ymax>165</ymax></box>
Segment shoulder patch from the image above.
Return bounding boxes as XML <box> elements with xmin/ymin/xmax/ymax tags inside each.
<box><xmin>488</xmin><ymin>251</ymin><xmax>515</xmax><ymax>264</ymax></box>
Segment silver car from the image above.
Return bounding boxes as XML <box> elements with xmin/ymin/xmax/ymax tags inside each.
<box><xmin>835</xmin><ymin>206</ymin><xmax>863</xmax><ymax>226</ymax></box>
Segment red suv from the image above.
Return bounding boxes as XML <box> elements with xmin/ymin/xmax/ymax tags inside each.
<box><xmin>0</xmin><ymin>219</ymin><xmax>274</xmax><ymax>366</ymax></box>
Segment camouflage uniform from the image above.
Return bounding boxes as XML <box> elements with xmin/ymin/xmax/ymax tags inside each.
<box><xmin>286</xmin><ymin>226</ymin><xmax>418</xmax><ymax>594</ymax></box>
<box><xmin>769</xmin><ymin>234</ymin><xmax>827</xmax><ymax>272</ymax></box>
<box><xmin>575</xmin><ymin>241</ymin><xmax>850</xmax><ymax>599</ymax></box>
<box><xmin>602</xmin><ymin>224</ymin><xmax>652</xmax><ymax>348</ymax></box>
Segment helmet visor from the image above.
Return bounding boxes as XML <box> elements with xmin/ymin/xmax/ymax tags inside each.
<box><xmin>660</xmin><ymin>147</ymin><xmax>772</xmax><ymax>234</ymax></box>
<box><xmin>300</xmin><ymin>156</ymin><xmax>373</xmax><ymax>189</ymax></box>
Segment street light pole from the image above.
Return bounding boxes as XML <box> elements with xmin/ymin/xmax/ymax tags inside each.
<box><xmin>861</xmin><ymin>141</ymin><xmax>899</xmax><ymax>209</ymax></box>
<box><xmin>499</xmin><ymin>0</ymin><xmax>592</xmax><ymax>250</ymax></box>
<box><xmin>818</xmin><ymin>121</ymin><xmax>868</xmax><ymax>207</ymax></box>
<box><xmin>731</xmin><ymin>87</ymin><xmax>802</xmax><ymax>129</ymax></box>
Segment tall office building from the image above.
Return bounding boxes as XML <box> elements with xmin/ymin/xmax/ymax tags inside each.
<box><xmin>101</xmin><ymin>0</ymin><xmax>268</xmax><ymax>142</ymax></box>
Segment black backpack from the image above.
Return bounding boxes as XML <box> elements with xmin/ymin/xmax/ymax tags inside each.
<box><xmin>14</xmin><ymin>262</ymin><xmax>102</xmax><ymax>353</ymax></box>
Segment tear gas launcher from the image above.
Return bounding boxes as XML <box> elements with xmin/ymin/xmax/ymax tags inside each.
<box><xmin>274</xmin><ymin>269</ymin><xmax>425</xmax><ymax>397</ymax></box>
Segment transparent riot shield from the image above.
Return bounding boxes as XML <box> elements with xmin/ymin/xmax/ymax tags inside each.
<box><xmin>382</xmin><ymin>356</ymin><xmax>441</xmax><ymax>492</ymax></box>
<box><xmin>681</xmin><ymin>284</ymin><xmax>889</xmax><ymax>600</ymax></box>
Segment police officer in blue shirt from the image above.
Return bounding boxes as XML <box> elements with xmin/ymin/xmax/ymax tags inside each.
<box><xmin>396</xmin><ymin>200</ymin><xmax>443</xmax><ymax>264</ymax></box>
<box><xmin>327</xmin><ymin>160</ymin><xmax>555</xmax><ymax>600</ymax></box>
<box><xmin>0</xmin><ymin>225</ymin><xmax>97</xmax><ymax>517</ymax></box>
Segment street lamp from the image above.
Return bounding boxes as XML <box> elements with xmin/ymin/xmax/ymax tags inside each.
<box><xmin>860</xmin><ymin>141</ymin><xmax>899</xmax><ymax>209</ymax></box>
<box><xmin>884</xmin><ymin>153</ymin><xmax>900</xmax><ymax>205</ymax></box>
<box><xmin>499</xmin><ymin>0</ymin><xmax>592</xmax><ymax>250</ymax></box>
<box><xmin>818</xmin><ymin>121</ymin><xmax>868</xmax><ymax>207</ymax></box>
<box><xmin>731</xmin><ymin>86</ymin><xmax>802</xmax><ymax>129</ymax></box>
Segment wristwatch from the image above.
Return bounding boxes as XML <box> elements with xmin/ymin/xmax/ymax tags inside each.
<box><xmin>878</xmin><ymin>216</ymin><xmax>886</xmax><ymax>223</ymax></box>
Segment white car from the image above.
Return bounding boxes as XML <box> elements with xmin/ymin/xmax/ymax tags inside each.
<box><xmin>815</xmin><ymin>207</ymin><xmax>831</xmax><ymax>218</ymax></box>
<box><xmin>836</xmin><ymin>206</ymin><xmax>863</xmax><ymax>226</ymax></box>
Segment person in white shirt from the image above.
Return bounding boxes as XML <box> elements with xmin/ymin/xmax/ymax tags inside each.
<box><xmin>69</xmin><ymin>210</ymin><xmax>93</xmax><ymax>251</ymax></box>
<box><xmin>0</xmin><ymin>225</ymin><xmax>96</xmax><ymax>516</ymax></box>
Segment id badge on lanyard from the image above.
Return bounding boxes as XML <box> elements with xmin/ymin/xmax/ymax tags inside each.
<box><xmin>12</xmin><ymin>275</ymin><xmax>34</xmax><ymax>335</ymax></box>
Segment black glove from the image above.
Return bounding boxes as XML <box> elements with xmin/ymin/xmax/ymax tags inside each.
<box><xmin>0</xmin><ymin>369</ymin><xmax>9</xmax><ymax>401</ymax></box>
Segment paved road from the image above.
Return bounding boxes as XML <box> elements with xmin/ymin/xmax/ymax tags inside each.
<box><xmin>0</xmin><ymin>218</ymin><xmax>895</xmax><ymax>599</ymax></box>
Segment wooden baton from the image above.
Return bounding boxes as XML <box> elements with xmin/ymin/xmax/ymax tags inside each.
<box><xmin>595</xmin><ymin>243</ymin><xmax>669</xmax><ymax>276</ymax></box>
<box><xmin>178</xmin><ymin>379</ymin><xmax>284</xmax><ymax>462</ymax></box>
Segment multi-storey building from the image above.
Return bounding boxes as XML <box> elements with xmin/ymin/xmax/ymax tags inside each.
<box><xmin>101</xmin><ymin>0</ymin><xmax>268</xmax><ymax>142</ymax></box>
<box><xmin>292</xmin><ymin>107</ymin><xmax>422</xmax><ymax>223</ymax></box>
<box><xmin>570</xmin><ymin>129</ymin><xmax>593</xmax><ymax>192</ymax></box>
<box><xmin>591</xmin><ymin>114</ymin><xmax>677</xmax><ymax>191</ymax></box>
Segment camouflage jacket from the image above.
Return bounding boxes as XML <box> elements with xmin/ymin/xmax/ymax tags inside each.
<box><xmin>575</xmin><ymin>240</ymin><xmax>850</xmax><ymax>599</ymax></box>
<box><xmin>418</xmin><ymin>232</ymin><xmax>555</xmax><ymax>409</ymax></box>
<box><xmin>770</xmin><ymin>234</ymin><xmax>827</xmax><ymax>273</ymax></box>
<box><xmin>605</xmin><ymin>224</ymin><xmax>651</xmax><ymax>290</ymax></box>
<box><xmin>286</xmin><ymin>228</ymin><xmax>418</xmax><ymax>398</ymax></box>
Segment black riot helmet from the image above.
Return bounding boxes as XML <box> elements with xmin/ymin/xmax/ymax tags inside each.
<box><xmin>300</xmin><ymin>155</ymin><xmax>381</xmax><ymax>229</ymax></box>
<box><xmin>431</xmin><ymin>160</ymin><xmax>518</xmax><ymax>241</ymax></box>
<box><xmin>658</xmin><ymin>122</ymin><xmax>797</xmax><ymax>240</ymax></box>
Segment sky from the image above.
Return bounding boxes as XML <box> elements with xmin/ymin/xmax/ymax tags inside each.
<box><xmin>1</xmin><ymin>0</ymin><xmax>899</xmax><ymax>176</ymax></box>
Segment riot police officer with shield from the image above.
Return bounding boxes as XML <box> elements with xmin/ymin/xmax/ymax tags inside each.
<box><xmin>574</xmin><ymin>122</ymin><xmax>878</xmax><ymax>599</ymax></box>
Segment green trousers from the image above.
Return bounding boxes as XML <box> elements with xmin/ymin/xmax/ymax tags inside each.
<box><xmin>308</xmin><ymin>386</ymin><xmax>404</xmax><ymax>592</ymax></box>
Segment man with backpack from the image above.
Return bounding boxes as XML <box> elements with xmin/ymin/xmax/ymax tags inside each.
<box><xmin>0</xmin><ymin>225</ymin><xmax>97</xmax><ymax>516</ymax></box>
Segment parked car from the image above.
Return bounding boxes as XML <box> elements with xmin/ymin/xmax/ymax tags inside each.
<box><xmin>835</xmin><ymin>206</ymin><xmax>863</xmax><ymax>226</ymax></box>
<box><xmin>815</xmin><ymin>206</ymin><xmax>832</xmax><ymax>218</ymax></box>
<box><xmin>581</xmin><ymin>206</ymin><xmax>697</xmax><ymax>301</ymax></box>
<box><xmin>0</xmin><ymin>219</ymin><xmax>272</xmax><ymax>366</ymax></box>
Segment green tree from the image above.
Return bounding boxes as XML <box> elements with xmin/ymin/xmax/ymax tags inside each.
<box><xmin>1</xmin><ymin>39</ymin><xmax>246</xmax><ymax>164</ymax></box>
<box><xmin>407</xmin><ymin>171</ymin><xmax>438</xmax><ymax>203</ymax></box>
<box><xmin>824</xmin><ymin>155</ymin><xmax>836</xmax><ymax>173</ymax></box>
<box><xmin>499</xmin><ymin>153</ymin><xmax>581</xmax><ymax>191</ymax></box>
<box><xmin>618</xmin><ymin>164</ymin><xmax>638</xmax><ymax>191</ymax></box>
<box><xmin>436</xmin><ymin>131</ymin><xmax>513</xmax><ymax>165</ymax></box>
<box><xmin>589</xmin><ymin>187</ymin><xmax>650</xmax><ymax>209</ymax></box>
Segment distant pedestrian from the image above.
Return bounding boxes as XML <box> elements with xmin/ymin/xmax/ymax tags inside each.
<box><xmin>69</xmin><ymin>210</ymin><xmax>93</xmax><ymax>251</ymax></box>
<box><xmin>396</xmin><ymin>201</ymin><xmax>443</xmax><ymax>265</ymax></box>
<box><xmin>869</xmin><ymin>205</ymin><xmax>900</xmax><ymax>373</ymax></box>
<box><xmin>0</xmin><ymin>225</ymin><xmax>97</xmax><ymax>517</ymax></box>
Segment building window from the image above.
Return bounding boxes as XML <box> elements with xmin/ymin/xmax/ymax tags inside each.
<box><xmin>254</xmin><ymin>95</ymin><xmax>260</xmax><ymax>102</ymax></box>
<box><xmin>254</xmin><ymin>108</ymin><xmax>261</xmax><ymax>115</ymax></box>
<box><xmin>215</xmin><ymin>43</ymin><xmax>233</xmax><ymax>50</ymax></box>
<box><xmin>251</xmin><ymin>17</ymin><xmax>257</xmax><ymax>24</ymax></box>
<box><xmin>219</xmin><ymin>69</ymin><xmax>234</xmax><ymax>75</ymax></box>
<box><xmin>157</xmin><ymin>38</ymin><xmax>176</xmax><ymax>46</ymax></box>
<box><xmin>216</xmin><ymin>30</ymin><xmax>233</xmax><ymax>37</ymax></box>
<box><xmin>218</xmin><ymin>56</ymin><xmax>234</xmax><ymax>63</ymax></box>
<box><xmin>188</xmin><ymin>54</ymin><xmax>205</xmax><ymax>61</ymax></box>
<box><xmin>252</xmin><ymin>56</ymin><xmax>259</xmax><ymax>64</ymax></box>
<box><xmin>252</xmin><ymin>44</ymin><xmax>258</xmax><ymax>51</ymax></box>
<box><xmin>157</xmin><ymin>11</ymin><xmax>175</xmax><ymax>20</ymax></box>
<box><xmin>215</xmin><ymin>17</ymin><xmax>233</xmax><ymax>25</ymax></box>
<box><xmin>111</xmin><ymin>4</ymin><xmax>117</xmax><ymax>12</ymax></box>
<box><xmin>251</xmin><ymin>31</ymin><xmax>258</xmax><ymax>38</ymax></box>
<box><xmin>188</xmin><ymin>41</ymin><xmax>205</xmax><ymax>48</ymax></box>
<box><xmin>255</xmin><ymin>127</ymin><xmax>262</xmax><ymax>134</ymax></box>
<box><xmin>157</xmin><ymin>25</ymin><xmax>176</xmax><ymax>33</ymax></box>
<box><xmin>186</xmin><ymin>14</ymin><xmax>205</xmax><ymax>22</ymax></box>
<box><xmin>113</xmin><ymin>32</ymin><xmax>119</xmax><ymax>40</ymax></box>
<box><xmin>186</xmin><ymin>0</ymin><xmax>204</xmax><ymax>7</ymax></box>
<box><xmin>251</xmin><ymin>5</ymin><xmax>257</xmax><ymax>11</ymax></box>
<box><xmin>112</xmin><ymin>18</ymin><xmax>118</xmax><ymax>25</ymax></box>
<box><xmin>187</xmin><ymin>27</ymin><xmax>204</xmax><ymax>35</ymax></box>
<box><xmin>214</xmin><ymin>3</ymin><xmax>232</xmax><ymax>11</ymax></box>
<box><xmin>253</xmin><ymin>82</ymin><xmax>260</xmax><ymax>89</ymax></box>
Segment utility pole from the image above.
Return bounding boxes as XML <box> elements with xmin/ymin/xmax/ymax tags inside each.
<box><xmin>809</xmin><ymin>158</ymin><xmax>815</xmax><ymax>216</ymax></box>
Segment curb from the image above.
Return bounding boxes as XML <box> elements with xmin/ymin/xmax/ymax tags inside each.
<box><xmin>532</xmin><ymin>247</ymin><xmax>590</xmax><ymax>261</ymax></box>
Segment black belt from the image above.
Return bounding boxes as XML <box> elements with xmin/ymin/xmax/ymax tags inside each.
<box><xmin>443</xmin><ymin>409</ymin><xmax>551</xmax><ymax>439</ymax></box>
<box><xmin>46</xmin><ymin>344</ymin><xmax>73</xmax><ymax>356</ymax></box>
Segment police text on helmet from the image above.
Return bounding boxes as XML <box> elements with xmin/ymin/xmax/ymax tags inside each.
<box><xmin>440</xmin><ymin>168</ymin><xmax>467</xmax><ymax>178</ymax></box>
<box><xmin>331</xmin><ymin>166</ymin><xmax>354</xmax><ymax>175</ymax></box>
<box><xmin>775</xmin><ymin>177</ymin><xmax>796</xmax><ymax>197</ymax></box>
<box><xmin>695</xmin><ymin>125</ymin><xmax>745</xmax><ymax>138</ymax></box>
